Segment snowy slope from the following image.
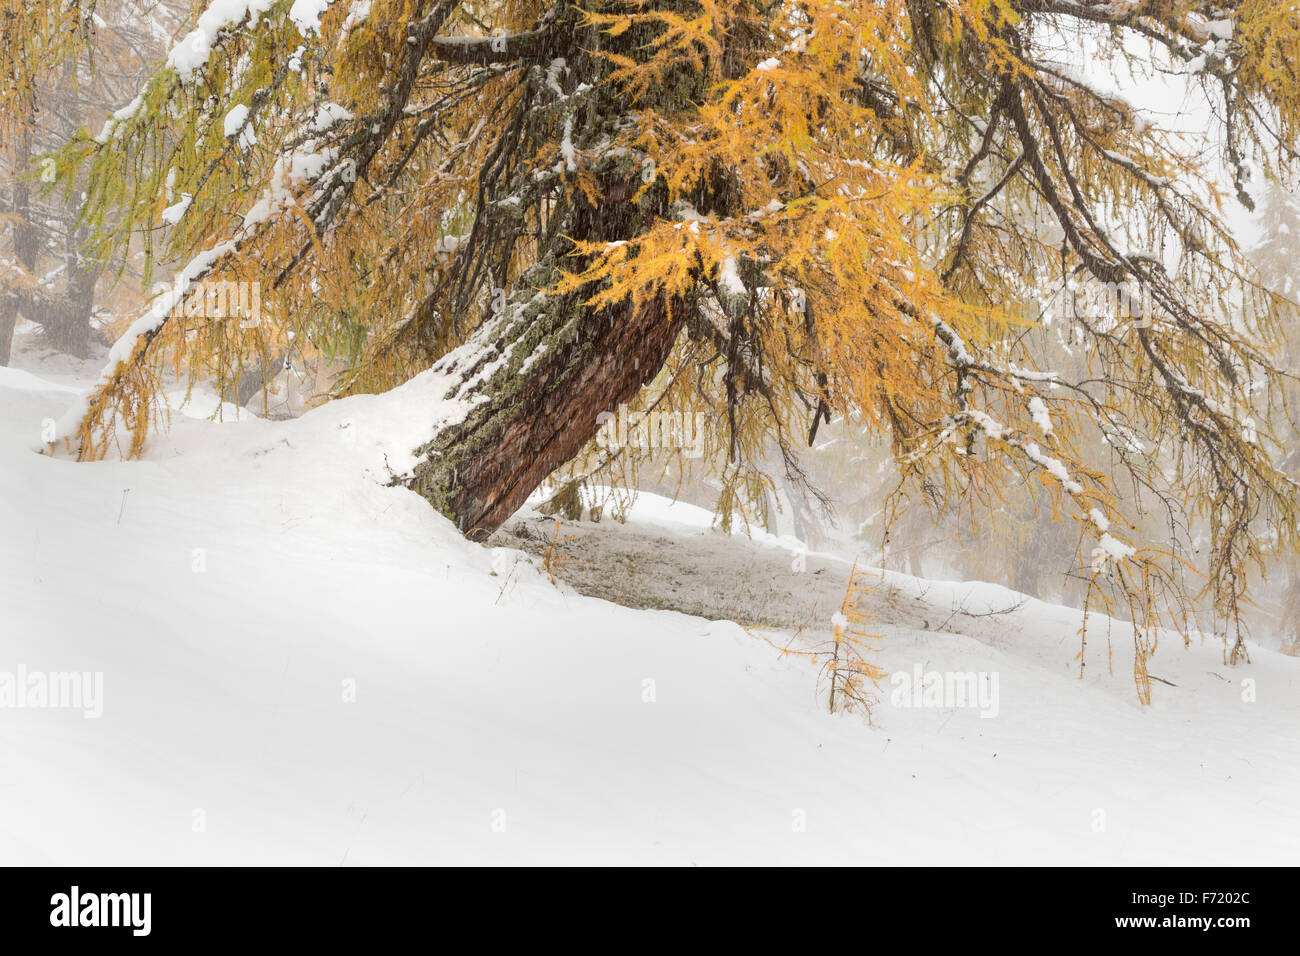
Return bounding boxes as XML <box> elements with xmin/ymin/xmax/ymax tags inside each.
<box><xmin>2</xmin><ymin>336</ymin><xmax>1297</xmax><ymax>865</ymax></box>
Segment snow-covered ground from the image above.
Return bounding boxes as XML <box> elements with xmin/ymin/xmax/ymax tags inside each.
<box><xmin>2</xmin><ymin>328</ymin><xmax>1297</xmax><ymax>865</ymax></box>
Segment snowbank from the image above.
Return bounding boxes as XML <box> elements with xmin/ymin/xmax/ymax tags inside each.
<box><xmin>2</xmin><ymin>341</ymin><xmax>1297</xmax><ymax>864</ymax></box>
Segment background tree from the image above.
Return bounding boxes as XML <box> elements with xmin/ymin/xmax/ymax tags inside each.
<box><xmin>1</xmin><ymin>0</ymin><xmax>186</xmax><ymax>364</ymax></box>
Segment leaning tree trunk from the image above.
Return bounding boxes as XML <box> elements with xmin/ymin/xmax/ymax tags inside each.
<box><xmin>399</xmin><ymin>0</ymin><xmax>754</xmax><ymax>539</ymax></box>
<box><xmin>405</xmin><ymin>173</ymin><xmax>688</xmax><ymax>540</ymax></box>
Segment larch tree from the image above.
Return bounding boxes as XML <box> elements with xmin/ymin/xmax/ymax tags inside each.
<box><xmin>29</xmin><ymin>0</ymin><xmax>1300</xmax><ymax>697</ymax></box>
<box><xmin>0</xmin><ymin>0</ymin><xmax>91</xmax><ymax>364</ymax></box>
<box><xmin>0</xmin><ymin>0</ymin><xmax>187</xmax><ymax>364</ymax></box>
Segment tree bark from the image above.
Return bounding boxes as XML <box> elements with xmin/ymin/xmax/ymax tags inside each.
<box><xmin>410</xmin><ymin>291</ymin><xmax>684</xmax><ymax>539</ymax></box>
<box><xmin>405</xmin><ymin>173</ymin><xmax>688</xmax><ymax>540</ymax></box>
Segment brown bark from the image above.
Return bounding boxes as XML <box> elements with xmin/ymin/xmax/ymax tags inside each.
<box><xmin>420</xmin><ymin>293</ymin><xmax>684</xmax><ymax>540</ymax></box>
<box><xmin>405</xmin><ymin>166</ymin><xmax>688</xmax><ymax>539</ymax></box>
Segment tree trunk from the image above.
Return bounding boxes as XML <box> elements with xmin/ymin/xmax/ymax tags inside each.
<box><xmin>44</xmin><ymin>225</ymin><xmax>98</xmax><ymax>356</ymax></box>
<box><xmin>398</xmin><ymin>5</ymin><xmax>745</xmax><ymax>539</ymax></box>
<box><xmin>1280</xmin><ymin>553</ymin><xmax>1300</xmax><ymax>654</ymax></box>
<box><xmin>3</xmin><ymin>116</ymin><xmax>98</xmax><ymax>359</ymax></box>
<box><xmin>408</xmin><ymin>286</ymin><xmax>686</xmax><ymax>540</ymax></box>
<box><xmin>3</xmin><ymin>120</ymin><xmax>37</xmax><ymax>367</ymax></box>
<box><xmin>405</xmin><ymin>173</ymin><xmax>687</xmax><ymax>540</ymax></box>
<box><xmin>0</xmin><ymin>297</ymin><xmax>16</xmax><ymax>367</ymax></box>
